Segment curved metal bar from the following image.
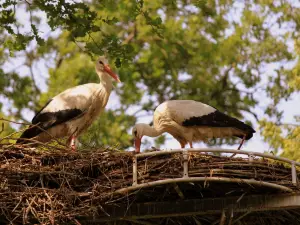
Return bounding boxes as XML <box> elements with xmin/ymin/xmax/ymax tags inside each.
<box><xmin>136</xmin><ymin>148</ymin><xmax>300</xmax><ymax>167</ymax></box>
<box><xmin>115</xmin><ymin>177</ymin><xmax>293</xmax><ymax>194</ymax></box>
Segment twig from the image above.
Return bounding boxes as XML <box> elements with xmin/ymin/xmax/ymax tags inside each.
<box><xmin>0</xmin><ymin>123</ymin><xmax>38</xmax><ymax>143</ymax></box>
<box><xmin>12</xmin><ymin>196</ymin><xmax>24</xmax><ymax>212</ymax></box>
<box><xmin>173</xmin><ymin>183</ymin><xmax>185</xmax><ymax>199</ymax></box>
<box><xmin>232</xmin><ymin>211</ymin><xmax>251</xmax><ymax>224</ymax></box>
<box><xmin>219</xmin><ymin>209</ymin><xmax>226</xmax><ymax>225</ymax></box>
<box><xmin>228</xmin><ymin>208</ymin><xmax>234</xmax><ymax>225</ymax></box>
<box><xmin>0</xmin><ymin>118</ymin><xmax>33</xmax><ymax>126</ymax></box>
<box><xmin>24</xmin><ymin>197</ymin><xmax>36</xmax><ymax>223</ymax></box>
<box><xmin>125</xmin><ymin>219</ymin><xmax>155</xmax><ymax>225</ymax></box>
<box><xmin>7</xmin><ymin>138</ymin><xmax>68</xmax><ymax>151</ymax></box>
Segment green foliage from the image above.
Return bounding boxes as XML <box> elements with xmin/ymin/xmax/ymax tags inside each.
<box><xmin>1</xmin><ymin>0</ymin><xmax>162</xmax><ymax>62</ymax></box>
<box><xmin>258</xmin><ymin>5</ymin><xmax>300</xmax><ymax>159</ymax></box>
<box><xmin>260</xmin><ymin>118</ymin><xmax>300</xmax><ymax>161</ymax></box>
<box><xmin>259</xmin><ymin>48</ymin><xmax>300</xmax><ymax>160</ymax></box>
<box><xmin>281</xmin><ymin>125</ymin><xmax>300</xmax><ymax>161</ymax></box>
<box><xmin>79</xmin><ymin>110</ymin><xmax>136</xmax><ymax>148</ymax></box>
<box><xmin>0</xmin><ymin>0</ymin><xmax>300</xmax><ymax>152</ymax></box>
<box><xmin>0</xmin><ymin>117</ymin><xmax>15</xmax><ymax>140</ymax></box>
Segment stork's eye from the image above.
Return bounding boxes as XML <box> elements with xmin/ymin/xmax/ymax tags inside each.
<box><xmin>99</xmin><ymin>61</ymin><xmax>104</xmax><ymax>65</ymax></box>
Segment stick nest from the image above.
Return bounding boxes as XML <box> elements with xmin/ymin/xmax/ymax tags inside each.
<box><xmin>0</xmin><ymin>144</ymin><xmax>299</xmax><ymax>224</ymax></box>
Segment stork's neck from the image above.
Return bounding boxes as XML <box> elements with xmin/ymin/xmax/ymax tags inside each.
<box><xmin>141</xmin><ymin>124</ymin><xmax>163</xmax><ymax>138</ymax></box>
<box><xmin>97</xmin><ymin>71</ymin><xmax>113</xmax><ymax>92</ymax></box>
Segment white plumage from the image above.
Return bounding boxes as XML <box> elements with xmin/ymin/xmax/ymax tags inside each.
<box><xmin>155</xmin><ymin>100</ymin><xmax>216</xmax><ymax>124</ymax></box>
<box><xmin>132</xmin><ymin>100</ymin><xmax>255</xmax><ymax>153</ymax></box>
<box><xmin>17</xmin><ymin>56</ymin><xmax>120</xmax><ymax>150</ymax></box>
<box><xmin>42</xmin><ymin>84</ymin><xmax>100</xmax><ymax>113</ymax></box>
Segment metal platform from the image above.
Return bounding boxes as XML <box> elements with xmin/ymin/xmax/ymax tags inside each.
<box><xmin>80</xmin><ymin>148</ymin><xmax>300</xmax><ymax>224</ymax></box>
<box><xmin>120</xmin><ymin>148</ymin><xmax>300</xmax><ymax>193</ymax></box>
<box><xmin>83</xmin><ymin>193</ymin><xmax>300</xmax><ymax>222</ymax></box>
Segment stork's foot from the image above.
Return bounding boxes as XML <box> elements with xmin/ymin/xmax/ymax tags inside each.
<box><xmin>133</xmin><ymin>150</ymin><xmax>139</xmax><ymax>154</ymax></box>
<box><xmin>134</xmin><ymin>147</ymin><xmax>140</xmax><ymax>154</ymax></box>
<box><xmin>179</xmin><ymin>142</ymin><xmax>185</xmax><ymax>149</ymax></box>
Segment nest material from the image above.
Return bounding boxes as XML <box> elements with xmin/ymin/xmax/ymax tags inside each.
<box><xmin>0</xmin><ymin>145</ymin><xmax>299</xmax><ymax>225</ymax></box>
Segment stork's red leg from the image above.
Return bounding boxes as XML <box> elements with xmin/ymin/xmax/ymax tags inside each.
<box><xmin>189</xmin><ymin>142</ymin><xmax>193</xmax><ymax>148</ymax></box>
<box><xmin>67</xmin><ymin>135</ymin><xmax>76</xmax><ymax>151</ymax></box>
<box><xmin>70</xmin><ymin>136</ymin><xmax>76</xmax><ymax>151</ymax></box>
<box><xmin>230</xmin><ymin>135</ymin><xmax>246</xmax><ymax>158</ymax></box>
<box><xmin>237</xmin><ymin>135</ymin><xmax>246</xmax><ymax>150</ymax></box>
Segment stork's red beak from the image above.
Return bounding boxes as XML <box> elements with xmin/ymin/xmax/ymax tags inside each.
<box><xmin>104</xmin><ymin>64</ymin><xmax>121</xmax><ymax>82</ymax></box>
<box><xmin>134</xmin><ymin>137</ymin><xmax>141</xmax><ymax>153</ymax></box>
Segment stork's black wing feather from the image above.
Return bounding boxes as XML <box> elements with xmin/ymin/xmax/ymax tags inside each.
<box><xmin>17</xmin><ymin>99</ymin><xmax>85</xmax><ymax>144</ymax></box>
<box><xmin>31</xmin><ymin>99</ymin><xmax>53</xmax><ymax>124</ymax></box>
<box><xmin>182</xmin><ymin>110</ymin><xmax>255</xmax><ymax>140</ymax></box>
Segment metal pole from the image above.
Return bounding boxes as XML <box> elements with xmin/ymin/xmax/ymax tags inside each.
<box><xmin>132</xmin><ymin>156</ymin><xmax>138</xmax><ymax>186</ymax></box>
<box><xmin>183</xmin><ymin>150</ymin><xmax>189</xmax><ymax>178</ymax></box>
<box><xmin>292</xmin><ymin>162</ymin><xmax>297</xmax><ymax>186</ymax></box>
<box><xmin>248</xmin><ymin>153</ymin><xmax>254</xmax><ymax>164</ymax></box>
<box><xmin>115</xmin><ymin>177</ymin><xmax>293</xmax><ymax>194</ymax></box>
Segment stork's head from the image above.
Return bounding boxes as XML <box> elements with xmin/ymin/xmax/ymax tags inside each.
<box><xmin>95</xmin><ymin>56</ymin><xmax>121</xmax><ymax>82</ymax></box>
<box><xmin>132</xmin><ymin>124</ymin><xmax>145</xmax><ymax>153</ymax></box>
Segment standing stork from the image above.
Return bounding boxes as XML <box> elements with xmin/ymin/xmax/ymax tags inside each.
<box><xmin>17</xmin><ymin>56</ymin><xmax>120</xmax><ymax>150</ymax></box>
<box><xmin>132</xmin><ymin>100</ymin><xmax>255</xmax><ymax>153</ymax></box>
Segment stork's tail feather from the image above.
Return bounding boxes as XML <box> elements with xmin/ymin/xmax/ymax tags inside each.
<box><xmin>16</xmin><ymin>126</ymin><xmax>43</xmax><ymax>144</ymax></box>
<box><xmin>213</xmin><ymin>111</ymin><xmax>256</xmax><ymax>140</ymax></box>
<box><xmin>182</xmin><ymin>110</ymin><xmax>256</xmax><ymax>141</ymax></box>
<box><xmin>233</xmin><ymin>122</ymin><xmax>256</xmax><ymax>140</ymax></box>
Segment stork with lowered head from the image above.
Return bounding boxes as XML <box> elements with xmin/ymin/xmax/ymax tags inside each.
<box><xmin>132</xmin><ymin>100</ymin><xmax>255</xmax><ymax>153</ymax></box>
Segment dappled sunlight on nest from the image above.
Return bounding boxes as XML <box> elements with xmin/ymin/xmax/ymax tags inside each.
<box><xmin>0</xmin><ymin>141</ymin><xmax>300</xmax><ymax>224</ymax></box>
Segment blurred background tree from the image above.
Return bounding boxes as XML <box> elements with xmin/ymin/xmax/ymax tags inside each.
<box><xmin>260</xmin><ymin>43</ymin><xmax>300</xmax><ymax>161</ymax></box>
<box><xmin>0</xmin><ymin>0</ymin><xmax>299</xmax><ymax>154</ymax></box>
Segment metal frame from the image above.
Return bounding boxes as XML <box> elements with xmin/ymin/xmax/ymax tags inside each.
<box><xmin>127</xmin><ymin>148</ymin><xmax>299</xmax><ymax>192</ymax></box>
<box><xmin>116</xmin><ymin>177</ymin><xmax>293</xmax><ymax>194</ymax></box>
<box><xmin>81</xmin><ymin>193</ymin><xmax>300</xmax><ymax>222</ymax></box>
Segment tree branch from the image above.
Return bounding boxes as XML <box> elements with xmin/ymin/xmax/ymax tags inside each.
<box><xmin>123</xmin><ymin>23</ymin><xmax>137</xmax><ymax>44</ymax></box>
<box><xmin>25</xmin><ymin>52</ymin><xmax>41</xmax><ymax>95</ymax></box>
<box><xmin>241</xmin><ymin>109</ymin><xmax>259</xmax><ymax>122</ymax></box>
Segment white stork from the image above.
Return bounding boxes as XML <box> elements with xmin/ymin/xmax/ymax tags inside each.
<box><xmin>132</xmin><ymin>100</ymin><xmax>255</xmax><ymax>153</ymax></box>
<box><xmin>17</xmin><ymin>56</ymin><xmax>120</xmax><ymax>150</ymax></box>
